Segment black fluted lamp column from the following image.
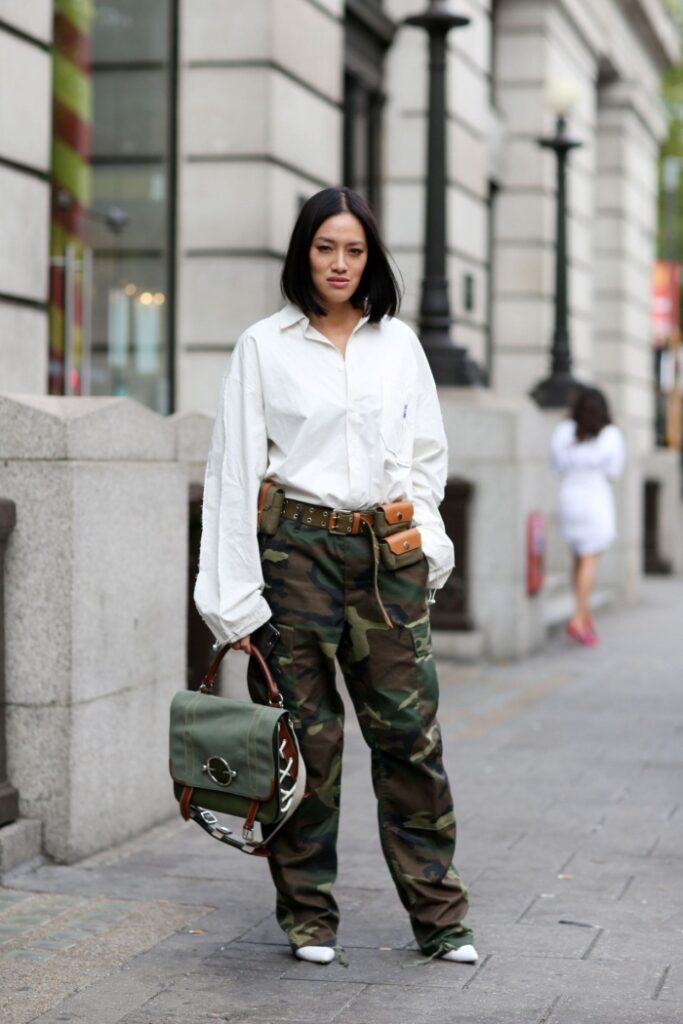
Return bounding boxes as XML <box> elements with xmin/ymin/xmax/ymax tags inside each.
<box><xmin>531</xmin><ymin>79</ymin><xmax>583</xmax><ymax>407</ymax></box>
<box><xmin>404</xmin><ymin>0</ymin><xmax>483</xmax><ymax>385</ymax></box>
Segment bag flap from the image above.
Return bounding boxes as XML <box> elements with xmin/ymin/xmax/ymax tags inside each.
<box><xmin>378</xmin><ymin>500</ymin><xmax>413</xmax><ymax>526</ymax></box>
<box><xmin>385</xmin><ymin>526</ymin><xmax>421</xmax><ymax>555</ymax></box>
<box><xmin>169</xmin><ymin>691</ymin><xmax>285</xmax><ymax>801</ymax></box>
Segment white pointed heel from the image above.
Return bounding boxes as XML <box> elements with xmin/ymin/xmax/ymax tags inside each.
<box><xmin>441</xmin><ymin>944</ymin><xmax>479</xmax><ymax>963</ymax></box>
<box><xmin>294</xmin><ymin>945</ymin><xmax>336</xmax><ymax>965</ymax></box>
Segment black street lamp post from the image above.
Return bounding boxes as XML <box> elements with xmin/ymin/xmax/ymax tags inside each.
<box><xmin>530</xmin><ymin>110</ymin><xmax>583</xmax><ymax>407</ymax></box>
<box><xmin>404</xmin><ymin>0</ymin><xmax>483</xmax><ymax>385</ymax></box>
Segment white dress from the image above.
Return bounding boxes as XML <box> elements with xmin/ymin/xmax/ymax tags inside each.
<box><xmin>550</xmin><ymin>419</ymin><xmax>625</xmax><ymax>556</ymax></box>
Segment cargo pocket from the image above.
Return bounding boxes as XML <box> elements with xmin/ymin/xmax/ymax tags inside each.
<box><xmin>407</xmin><ymin>615</ymin><xmax>434</xmax><ymax>665</ymax></box>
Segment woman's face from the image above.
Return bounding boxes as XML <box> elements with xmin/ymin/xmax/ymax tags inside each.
<box><xmin>309</xmin><ymin>213</ymin><xmax>368</xmax><ymax>311</ymax></box>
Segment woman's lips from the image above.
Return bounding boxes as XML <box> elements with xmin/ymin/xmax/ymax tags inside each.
<box><xmin>327</xmin><ymin>278</ymin><xmax>350</xmax><ymax>288</ymax></box>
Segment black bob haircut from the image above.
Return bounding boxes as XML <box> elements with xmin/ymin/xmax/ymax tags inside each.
<box><xmin>571</xmin><ymin>385</ymin><xmax>612</xmax><ymax>441</ymax></box>
<box><xmin>281</xmin><ymin>187</ymin><xmax>402</xmax><ymax>323</ymax></box>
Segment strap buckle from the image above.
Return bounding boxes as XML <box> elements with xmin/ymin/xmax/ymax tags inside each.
<box><xmin>329</xmin><ymin>508</ymin><xmax>355</xmax><ymax>535</ymax></box>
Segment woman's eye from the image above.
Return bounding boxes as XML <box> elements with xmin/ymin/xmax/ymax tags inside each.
<box><xmin>317</xmin><ymin>245</ymin><xmax>331</xmax><ymax>252</ymax></box>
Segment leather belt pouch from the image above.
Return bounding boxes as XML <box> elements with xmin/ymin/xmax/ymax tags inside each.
<box><xmin>258</xmin><ymin>481</ymin><xmax>285</xmax><ymax>535</ymax></box>
<box><xmin>374</xmin><ymin>500</ymin><xmax>414</xmax><ymax>538</ymax></box>
<box><xmin>380</xmin><ymin>526</ymin><xmax>423</xmax><ymax>570</ymax></box>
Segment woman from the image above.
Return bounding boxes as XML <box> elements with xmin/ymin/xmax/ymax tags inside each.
<box><xmin>195</xmin><ymin>187</ymin><xmax>476</xmax><ymax>965</ymax></box>
<box><xmin>550</xmin><ymin>386</ymin><xmax>625</xmax><ymax>646</ymax></box>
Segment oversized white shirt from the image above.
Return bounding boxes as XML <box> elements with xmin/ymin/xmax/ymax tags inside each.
<box><xmin>194</xmin><ymin>303</ymin><xmax>455</xmax><ymax>645</ymax></box>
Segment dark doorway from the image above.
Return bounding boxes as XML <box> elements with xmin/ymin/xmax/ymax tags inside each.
<box><xmin>187</xmin><ymin>485</ymin><xmax>216</xmax><ymax>689</ymax></box>
<box><xmin>431</xmin><ymin>479</ymin><xmax>474</xmax><ymax>631</ymax></box>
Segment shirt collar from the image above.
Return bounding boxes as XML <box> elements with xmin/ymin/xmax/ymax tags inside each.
<box><xmin>279</xmin><ymin>302</ymin><xmax>374</xmax><ymax>334</ymax></box>
<box><xmin>279</xmin><ymin>303</ymin><xmax>308</xmax><ymax>329</ymax></box>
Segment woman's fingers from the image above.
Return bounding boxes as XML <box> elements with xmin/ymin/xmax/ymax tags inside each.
<box><xmin>231</xmin><ymin>635</ymin><xmax>251</xmax><ymax>652</ymax></box>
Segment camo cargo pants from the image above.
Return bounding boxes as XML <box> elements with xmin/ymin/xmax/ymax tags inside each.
<box><xmin>247</xmin><ymin>517</ymin><xmax>473</xmax><ymax>956</ymax></box>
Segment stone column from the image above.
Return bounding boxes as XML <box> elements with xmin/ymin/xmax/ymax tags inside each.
<box><xmin>0</xmin><ymin>395</ymin><xmax>187</xmax><ymax>863</ymax></box>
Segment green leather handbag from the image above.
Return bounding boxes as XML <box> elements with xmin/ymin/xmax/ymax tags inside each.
<box><xmin>169</xmin><ymin>642</ymin><xmax>306</xmax><ymax>855</ymax></box>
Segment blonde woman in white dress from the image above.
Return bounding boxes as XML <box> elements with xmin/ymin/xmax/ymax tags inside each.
<box><xmin>550</xmin><ymin>387</ymin><xmax>625</xmax><ymax>646</ymax></box>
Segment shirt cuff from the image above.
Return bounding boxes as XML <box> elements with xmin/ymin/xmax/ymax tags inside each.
<box><xmin>208</xmin><ymin>596</ymin><xmax>273</xmax><ymax>647</ymax></box>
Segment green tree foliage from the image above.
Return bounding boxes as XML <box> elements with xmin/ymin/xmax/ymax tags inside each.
<box><xmin>658</xmin><ymin>2</ymin><xmax>683</xmax><ymax>258</ymax></box>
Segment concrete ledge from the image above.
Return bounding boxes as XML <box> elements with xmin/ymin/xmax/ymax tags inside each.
<box><xmin>0</xmin><ymin>395</ymin><xmax>175</xmax><ymax>461</ymax></box>
<box><xmin>0</xmin><ymin>818</ymin><xmax>42</xmax><ymax>876</ymax></box>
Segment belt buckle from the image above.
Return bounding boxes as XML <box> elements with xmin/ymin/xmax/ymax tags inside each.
<box><xmin>329</xmin><ymin>508</ymin><xmax>354</xmax><ymax>535</ymax></box>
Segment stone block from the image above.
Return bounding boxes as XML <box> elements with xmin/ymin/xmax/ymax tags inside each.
<box><xmin>66</xmin><ymin>681</ymin><xmax>179</xmax><ymax>863</ymax></box>
<box><xmin>495</xmin><ymin>191</ymin><xmax>554</xmax><ymax>242</ymax></box>
<box><xmin>180</xmin><ymin>162</ymin><xmax>269</xmax><ymax>250</ymax></box>
<box><xmin>385</xmin><ymin>28</ymin><xmax>427</xmax><ymax>111</ymax></box>
<box><xmin>0</xmin><ymin>303</ymin><xmax>48</xmax><ymax>392</ymax></box>
<box><xmin>175</xmin><ymin>350</ymin><xmax>234</xmax><ymax>417</ymax></box>
<box><xmin>172</xmin><ymin>411</ymin><xmax>213</xmax><ymax>468</ymax></box>
<box><xmin>385</xmin><ymin>111</ymin><xmax>424</xmax><ymax>181</ymax></box>
<box><xmin>180</xmin><ymin>67</ymin><xmax>269</xmax><ymax>157</ymax></box>
<box><xmin>0</xmin><ymin>397</ymin><xmax>188</xmax><ymax>862</ymax></box>
<box><xmin>6</xmin><ymin>704</ymin><xmax>71</xmax><ymax>858</ymax></box>
<box><xmin>178</xmin><ymin>254</ymin><xmax>281</xmax><ymax>347</ymax></box>
<box><xmin>0</xmin><ymin>32</ymin><xmax>51</xmax><ymax>171</ymax></box>
<box><xmin>383</xmin><ymin>182</ymin><xmax>423</xmax><ymax>250</ymax></box>
<box><xmin>69</xmin><ymin>463</ymin><xmax>187</xmax><ymax>704</ymax></box>
<box><xmin>0</xmin><ymin>167</ymin><xmax>49</xmax><ymax>301</ymax></box>
<box><xmin>0</xmin><ymin>0</ymin><xmax>52</xmax><ymax>41</ymax></box>
<box><xmin>271</xmin><ymin>72</ymin><xmax>342</xmax><ymax>186</ymax></box>
<box><xmin>449</xmin><ymin>188</ymin><xmax>488</xmax><ymax>262</ymax></box>
<box><xmin>0</xmin><ymin>818</ymin><xmax>42</xmax><ymax>876</ymax></box>
<box><xmin>496</xmin><ymin>245</ymin><xmax>553</xmax><ymax>295</ymax></box>
<box><xmin>492</xmin><ymin>295</ymin><xmax>552</xmax><ymax>353</ymax></box>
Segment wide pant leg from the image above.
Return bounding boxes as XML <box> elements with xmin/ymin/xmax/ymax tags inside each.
<box><xmin>338</xmin><ymin>533</ymin><xmax>472</xmax><ymax>955</ymax></box>
<box><xmin>249</xmin><ymin>519</ymin><xmax>472</xmax><ymax>954</ymax></box>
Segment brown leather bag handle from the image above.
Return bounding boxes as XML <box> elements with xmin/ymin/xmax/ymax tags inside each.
<box><xmin>199</xmin><ymin>642</ymin><xmax>283</xmax><ymax>707</ymax></box>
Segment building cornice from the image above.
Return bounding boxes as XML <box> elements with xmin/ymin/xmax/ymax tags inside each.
<box><xmin>622</xmin><ymin>0</ymin><xmax>680</xmax><ymax>69</ymax></box>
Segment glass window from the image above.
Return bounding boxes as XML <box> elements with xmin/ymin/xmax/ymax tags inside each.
<box><xmin>48</xmin><ymin>0</ymin><xmax>177</xmax><ymax>413</ymax></box>
<box><xmin>343</xmin><ymin>1</ymin><xmax>395</xmax><ymax>218</ymax></box>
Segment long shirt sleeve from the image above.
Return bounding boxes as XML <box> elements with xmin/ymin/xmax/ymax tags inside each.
<box><xmin>193</xmin><ymin>339</ymin><xmax>272</xmax><ymax>644</ymax></box>
<box><xmin>408</xmin><ymin>338</ymin><xmax>455</xmax><ymax>590</ymax></box>
<box><xmin>550</xmin><ymin>420</ymin><xmax>625</xmax><ymax>480</ymax></box>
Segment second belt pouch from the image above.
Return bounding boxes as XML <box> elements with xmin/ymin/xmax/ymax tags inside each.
<box><xmin>374</xmin><ymin>500</ymin><xmax>414</xmax><ymax>538</ymax></box>
<box><xmin>380</xmin><ymin>526</ymin><xmax>423</xmax><ymax>571</ymax></box>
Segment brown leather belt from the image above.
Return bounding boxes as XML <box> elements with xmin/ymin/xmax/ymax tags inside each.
<box><xmin>280</xmin><ymin>499</ymin><xmax>375</xmax><ymax>536</ymax></box>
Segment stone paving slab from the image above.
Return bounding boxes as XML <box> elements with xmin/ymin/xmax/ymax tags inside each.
<box><xmin>0</xmin><ymin>891</ymin><xmax>212</xmax><ymax>1024</ymax></box>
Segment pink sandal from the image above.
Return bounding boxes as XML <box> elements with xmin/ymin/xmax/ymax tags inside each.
<box><xmin>566</xmin><ymin>621</ymin><xmax>598</xmax><ymax>646</ymax></box>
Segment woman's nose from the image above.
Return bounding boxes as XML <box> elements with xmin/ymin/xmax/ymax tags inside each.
<box><xmin>332</xmin><ymin>250</ymin><xmax>347</xmax><ymax>271</ymax></box>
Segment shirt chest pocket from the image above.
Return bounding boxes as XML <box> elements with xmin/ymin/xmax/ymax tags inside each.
<box><xmin>380</xmin><ymin>378</ymin><xmax>415</xmax><ymax>468</ymax></box>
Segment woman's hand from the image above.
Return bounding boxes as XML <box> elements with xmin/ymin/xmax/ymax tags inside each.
<box><xmin>231</xmin><ymin>634</ymin><xmax>251</xmax><ymax>653</ymax></box>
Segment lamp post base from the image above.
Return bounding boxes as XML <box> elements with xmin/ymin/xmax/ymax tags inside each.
<box><xmin>421</xmin><ymin>333</ymin><xmax>486</xmax><ymax>386</ymax></box>
<box><xmin>530</xmin><ymin>371</ymin><xmax>581</xmax><ymax>409</ymax></box>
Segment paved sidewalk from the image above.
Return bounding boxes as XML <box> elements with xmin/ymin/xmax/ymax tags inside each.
<box><xmin>2</xmin><ymin>577</ymin><xmax>683</xmax><ymax>1024</ymax></box>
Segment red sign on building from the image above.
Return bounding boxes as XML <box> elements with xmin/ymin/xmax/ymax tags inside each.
<box><xmin>651</xmin><ymin>261</ymin><xmax>680</xmax><ymax>348</ymax></box>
